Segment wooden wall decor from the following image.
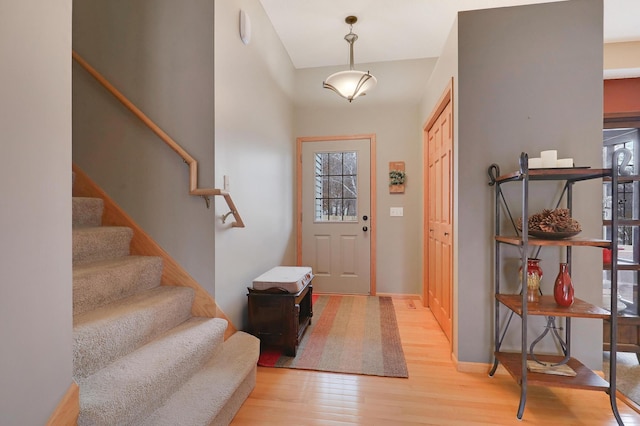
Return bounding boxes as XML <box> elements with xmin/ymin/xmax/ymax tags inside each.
<box><xmin>389</xmin><ymin>161</ymin><xmax>405</xmax><ymax>193</ymax></box>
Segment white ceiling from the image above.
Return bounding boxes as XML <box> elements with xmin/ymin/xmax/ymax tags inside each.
<box><xmin>259</xmin><ymin>0</ymin><xmax>640</xmax><ymax>70</ymax></box>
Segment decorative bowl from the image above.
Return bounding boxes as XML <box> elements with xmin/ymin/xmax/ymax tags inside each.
<box><xmin>528</xmin><ymin>230</ymin><xmax>581</xmax><ymax>240</ymax></box>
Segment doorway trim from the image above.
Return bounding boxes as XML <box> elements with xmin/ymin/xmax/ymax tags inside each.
<box><xmin>296</xmin><ymin>134</ymin><xmax>377</xmax><ymax>295</ymax></box>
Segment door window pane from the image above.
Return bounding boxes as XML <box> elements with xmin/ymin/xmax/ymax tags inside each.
<box><xmin>314</xmin><ymin>151</ymin><xmax>358</xmax><ymax>221</ymax></box>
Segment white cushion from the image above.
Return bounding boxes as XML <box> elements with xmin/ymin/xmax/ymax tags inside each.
<box><xmin>252</xmin><ymin>266</ymin><xmax>313</xmax><ymax>293</ymax></box>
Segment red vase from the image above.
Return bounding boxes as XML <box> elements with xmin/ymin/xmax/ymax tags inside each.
<box><xmin>520</xmin><ymin>258</ymin><xmax>543</xmax><ymax>303</ymax></box>
<box><xmin>553</xmin><ymin>263</ymin><xmax>574</xmax><ymax>307</ymax></box>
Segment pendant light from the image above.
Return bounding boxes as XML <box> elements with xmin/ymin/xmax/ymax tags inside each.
<box><xmin>323</xmin><ymin>16</ymin><xmax>377</xmax><ymax>102</ymax></box>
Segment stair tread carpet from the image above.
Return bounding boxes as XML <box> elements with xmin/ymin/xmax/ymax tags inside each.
<box><xmin>78</xmin><ymin>317</ymin><xmax>228</xmax><ymax>426</ymax></box>
<box><xmin>73</xmin><ymin>226</ymin><xmax>133</xmax><ymax>265</ymax></box>
<box><xmin>71</xmin><ymin>169</ymin><xmax>259</xmax><ymax>425</ymax></box>
<box><xmin>73</xmin><ymin>286</ymin><xmax>194</xmax><ymax>379</ymax></box>
<box><xmin>140</xmin><ymin>331</ymin><xmax>260</xmax><ymax>426</ymax></box>
<box><xmin>73</xmin><ymin>255</ymin><xmax>163</xmax><ymax>315</ymax></box>
<box><xmin>72</xmin><ymin>197</ymin><xmax>104</xmax><ymax>227</ymax></box>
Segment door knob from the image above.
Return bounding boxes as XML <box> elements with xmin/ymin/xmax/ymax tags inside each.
<box><xmin>363</xmin><ymin>226</ymin><xmax>368</xmax><ymax>232</ymax></box>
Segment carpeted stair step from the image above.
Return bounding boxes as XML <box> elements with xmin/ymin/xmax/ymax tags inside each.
<box><xmin>73</xmin><ymin>226</ymin><xmax>133</xmax><ymax>265</ymax></box>
<box><xmin>73</xmin><ymin>197</ymin><xmax>104</xmax><ymax>227</ymax></box>
<box><xmin>73</xmin><ymin>256</ymin><xmax>163</xmax><ymax>315</ymax></box>
<box><xmin>140</xmin><ymin>331</ymin><xmax>259</xmax><ymax>426</ymax></box>
<box><xmin>77</xmin><ymin>317</ymin><xmax>228</xmax><ymax>426</ymax></box>
<box><xmin>73</xmin><ymin>286</ymin><xmax>195</xmax><ymax>379</ymax></box>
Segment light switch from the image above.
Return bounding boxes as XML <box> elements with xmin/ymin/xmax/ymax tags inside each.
<box><xmin>390</xmin><ymin>207</ymin><xmax>403</xmax><ymax>217</ymax></box>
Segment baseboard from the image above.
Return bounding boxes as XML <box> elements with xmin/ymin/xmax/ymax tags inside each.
<box><xmin>46</xmin><ymin>382</ymin><xmax>79</xmax><ymax>426</ymax></box>
<box><xmin>376</xmin><ymin>293</ymin><xmax>421</xmax><ymax>300</ymax></box>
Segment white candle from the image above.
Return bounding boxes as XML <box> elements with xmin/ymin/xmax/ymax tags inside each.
<box><xmin>556</xmin><ymin>158</ymin><xmax>574</xmax><ymax>168</ymax></box>
<box><xmin>528</xmin><ymin>158</ymin><xmax>543</xmax><ymax>169</ymax></box>
<box><xmin>541</xmin><ymin>150</ymin><xmax>557</xmax><ymax>168</ymax></box>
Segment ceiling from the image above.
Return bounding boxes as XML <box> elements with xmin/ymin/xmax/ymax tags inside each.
<box><xmin>259</xmin><ymin>0</ymin><xmax>640</xmax><ymax>70</ymax></box>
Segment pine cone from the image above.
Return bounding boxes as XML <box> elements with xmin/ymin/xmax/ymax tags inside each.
<box><xmin>519</xmin><ymin>208</ymin><xmax>581</xmax><ymax>233</ymax></box>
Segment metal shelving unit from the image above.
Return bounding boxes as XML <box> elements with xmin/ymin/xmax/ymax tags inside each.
<box><xmin>487</xmin><ymin>151</ymin><xmax>626</xmax><ymax>425</ymax></box>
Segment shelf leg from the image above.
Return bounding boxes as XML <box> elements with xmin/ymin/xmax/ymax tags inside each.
<box><xmin>488</xmin><ymin>358</ymin><xmax>499</xmax><ymax>377</ymax></box>
<box><xmin>609</xmin><ymin>392</ymin><xmax>624</xmax><ymax>426</ymax></box>
<box><xmin>517</xmin><ymin>386</ymin><xmax>526</xmax><ymax>420</ymax></box>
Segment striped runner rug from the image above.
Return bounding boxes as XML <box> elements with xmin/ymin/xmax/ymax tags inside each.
<box><xmin>257</xmin><ymin>295</ymin><xmax>409</xmax><ymax>378</ymax></box>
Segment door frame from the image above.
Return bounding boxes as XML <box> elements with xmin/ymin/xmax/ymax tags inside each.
<box><xmin>296</xmin><ymin>134</ymin><xmax>377</xmax><ymax>295</ymax></box>
<box><xmin>423</xmin><ymin>78</ymin><xmax>454</xmax><ymax>316</ymax></box>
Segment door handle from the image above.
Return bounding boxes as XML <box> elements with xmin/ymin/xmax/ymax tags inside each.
<box><xmin>363</xmin><ymin>226</ymin><xmax>368</xmax><ymax>232</ymax></box>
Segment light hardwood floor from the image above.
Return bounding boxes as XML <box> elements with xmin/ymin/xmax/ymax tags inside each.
<box><xmin>232</xmin><ymin>296</ymin><xmax>640</xmax><ymax>425</ymax></box>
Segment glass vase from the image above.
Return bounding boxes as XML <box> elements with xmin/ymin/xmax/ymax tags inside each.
<box><xmin>553</xmin><ymin>262</ymin><xmax>574</xmax><ymax>307</ymax></box>
<box><xmin>520</xmin><ymin>258</ymin><xmax>542</xmax><ymax>303</ymax></box>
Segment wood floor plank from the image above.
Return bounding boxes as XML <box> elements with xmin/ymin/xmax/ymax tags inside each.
<box><xmin>232</xmin><ymin>296</ymin><xmax>640</xmax><ymax>425</ymax></box>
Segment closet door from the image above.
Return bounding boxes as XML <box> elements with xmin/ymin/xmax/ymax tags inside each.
<box><xmin>426</xmin><ymin>99</ymin><xmax>453</xmax><ymax>343</ymax></box>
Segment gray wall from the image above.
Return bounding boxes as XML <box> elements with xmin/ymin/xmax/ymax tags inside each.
<box><xmin>293</xmin><ymin>57</ymin><xmax>436</xmax><ymax>297</ymax></box>
<box><xmin>0</xmin><ymin>1</ymin><xmax>73</xmax><ymax>424</ymax></box>
<box><xmin>214</xmin><ymin>0</ymin><xmax>296</xmax><ymax>329</ymax></box>
<box><xmin>73</xmin><ymin>0</ymin><xmax>217</xmax><ymax>296</ymax></box>
<box><xmin>294</xmin><ymin>103</ymin><xmax>424</xmax><ymax>295</ymax></box>
<box><xmin>420</xmin><ymin>0</ymin><xmax>604</xmax><ymax>367</ymax></box>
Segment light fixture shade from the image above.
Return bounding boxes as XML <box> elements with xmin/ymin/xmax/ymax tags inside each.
<box><xmin>323</xmin><ymin>70</ymin><xmax>377</xmax><ymax>102</ymax></box>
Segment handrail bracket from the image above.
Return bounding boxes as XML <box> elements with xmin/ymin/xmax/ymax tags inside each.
<box><xmin>221</xmin><ymin>211</ymin><xmax>235</xmax><ymax>224</ymax></box>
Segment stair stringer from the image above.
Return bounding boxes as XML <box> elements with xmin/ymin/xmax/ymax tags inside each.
<box><xmin>71</xmin><ymin>163</ymin><xmax>237</xmax><ymax>341</ymax></box>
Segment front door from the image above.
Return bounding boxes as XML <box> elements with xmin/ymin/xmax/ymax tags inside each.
<box><xmin>298</xmin><ymin>136</ymin><xmax>373</xmax><ymax>294</ymax></box>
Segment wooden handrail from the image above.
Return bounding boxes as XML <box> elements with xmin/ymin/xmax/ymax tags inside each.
<box><xmin>72</xmin><ymin>50</ymin><xmax>244</xmax><ymax>227</ymax></box>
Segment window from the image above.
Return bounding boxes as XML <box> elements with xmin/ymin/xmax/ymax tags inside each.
<box><xmin>314</xmin><ymin>151</ymin><xmax>358</xmax><ymax>222</ymax></box>
<box><xmin>603</xmin><ymin>127</ymin><xmax>640</xmax><ymax>316</ymax></box>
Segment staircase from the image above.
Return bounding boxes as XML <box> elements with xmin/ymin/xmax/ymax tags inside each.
<box><xmin>72</xmin><ymin>174</ymin><xmax>259</xmax><ymax>425</ymax></box>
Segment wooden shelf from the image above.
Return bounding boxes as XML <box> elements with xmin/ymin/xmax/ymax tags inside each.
<box><xmin>495</xmin><ymin>235</ymin><xmax>610</xmax><ymax>248</ymax></box>
<box><xmin>495</xmin><ymin>352</ymin><xmax>609</xmax><ymax>391</ymax></box>
<box><xmin>496</xmin><ymin>295</ymin><xmax>611</xmax><ymax>319</ymax></box>
<box><xmin>495</xmin><ymin>168</ymin><xmax>610</xmax><ymax>184</ymax></box>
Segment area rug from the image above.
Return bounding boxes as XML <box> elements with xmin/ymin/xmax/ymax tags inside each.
<box><xmin>258</xmin><ymin>295</ymin><xmax>409</xmax><ymax>378</ymax></box>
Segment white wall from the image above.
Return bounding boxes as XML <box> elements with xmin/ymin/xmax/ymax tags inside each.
<box><xmin>430</xmin><ymin>0</ymin><xmax>604</xmax><ymax>367</ymax></box>
<box><xmin>73</xmin><ymin>0</ymin><xmax>217</xmax><ymax>295</ymax></box>
<box><xmin>214</xmin><ymin>0</ymin><xmax>296</xmax><ymax>329</ymax></box>
<box><xmin>0</xmin><ymin>1</ymin><xmax>73</xmax><ymax>423</ymax></box>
